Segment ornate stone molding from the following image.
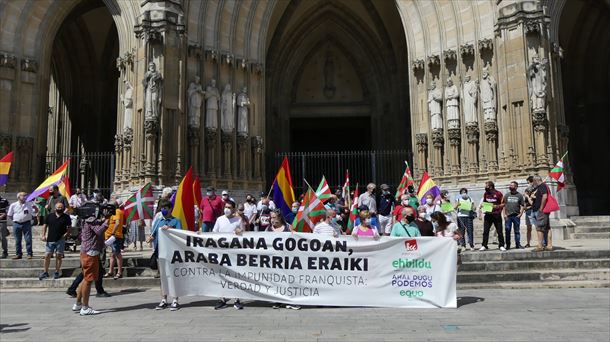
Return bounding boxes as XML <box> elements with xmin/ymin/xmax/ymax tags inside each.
<box><xmin>411</xmin><ymin>59</ymin><xmax>425</xmax><ymax>73</ymax></box>
<box><xmin>188</xmin><ymin>43</ymin><xmax>202</xmax><ymax>58</ymax></box>
<box><xmin>465</xmin><ymin>123</ymin><xmax>479</xmax><ymax>144</ymax></box>
<box><xmin>415</xmin><ymin>133</ymin><xmax>428</xmax><ymax>152</ymax></box>
<box><xmin>144</xmin><ymin>119</ymin><xmax>159</xmax><ymax>139</ymax></box>
<box><xmin>206</xmin><ymin>128</ymin><xmax>218</xmax><ymax>146</ymax></box>
<box><xmin>205</xmin><ymin>49</ymin><xmax>218</xmax><ymax>62</ymax></box>
<box><xmin>237</xmin><ymin>133</ymin><xmax>249</xmax><ymax>147</ymax></box>
<box><xmin>221</xmin><ymin>131</ymin><xmax>233</xmax><ymax>145</ymax></box>
<box><xmin>0</xmin><ymin>52</ymin><xmax>16</xmax><ymax>69</ymax></box>
<box><xmin>222</xmin><ymin>53</ymin><xmax>234</xmax><ymax>67</ymax></box>
<box><xmin>427</xmin><ymin>55</ymin><xmax>440</xmax><ymax>68</ymax></box>
<box><xmin>552</xmin><ymin>43</ymin><xmax>564</xmax><ymax>59</ymax></box>
<box><xmin>251</xmin><ymin>136</ymin><xmax>263</xmax><ymax>153</ymax></box>
<box><xmin>123</xmin><ymin>128</ymin><xmax>133</xmax><ymax>148</ymax></box>
<box><xmin>239</xmin><ymin>58</ymin><xmax>248</xmax><ymax>71</ymax></box>
<box><xmin>443</xmin><ymin>49</ymin><xmax>457</xmax><ymax>63</ymax></box>
<box><xmin>188</xmin><ymin>127</ymin><xmax>200</xmax><ymax>146</ymax></box>
<box><xmin>495</xmin><ymin>0</ymin><xmax>549</xmax><ymax>33</ymax></box>
<box><xmin>114</xmin><ymin>134</ymin><xmax>123</xmax><ymax>152</ymax></box>
<box><xmin>21</xmin><ymin>58</ymin><xmax>37</xmax><ymax>73</ymax></box>
<box><xmin>134</xmin><ymin>0</ymin><xmax>185</xmax><ymax>40</ymax></box>
<box><xmin>478</xmin><ymin>39</ymin><xmax>493</xmax><ymax>53</ymax></box>
<box><xmin>459</xmin><ymin>43</ymin><xmax>474</xmax><ymax>58</ymax></box>
<box><xmin>532</xmin><ymin>111</ymin><xmax>547</xmax><ymax>132</ymax></box>
<box><xmin>431</xmin><ymin>129</ymin><xmax>444</xmax><ymax>148</ymax></box>
<box><xmin>447</xmin><ymin>128</ymin><xmax>461</xmax><ymax>147</ymax></box>
<box><xmin>484</xmin><ymin>121</ymin><xmax>498</xmax><ymax>142</ymax></box>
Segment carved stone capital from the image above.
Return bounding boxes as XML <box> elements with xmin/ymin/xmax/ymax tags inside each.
<box><xmin>114</xmin><ymin>134</ymin><xmax>123</xmax><ymax>152</ymax></box>
<box><xmin>484</xmin><ymin>121</ymin><xmax>498</xmax><ymax>142</ymax></box>
<box><xmin>431</xmin><ymin>129</ymin><xmax>444</xmax><ymax>148</ymax></box>
<box><xmin>205</xmin><ymin>49</ymin><xmax>218</xmax><ymax>62</ymax></box>
<box><xmin>250</xmin><ymin>62</ymin><xmax>264</xmax><ymax>75</ymax></box>
<box><xmin>532</xmin><ymin>111</ymin><xmax>547</xmax><ymax>132</ymax></box>
<box><xmin>237</xmin><ymin>134</ymin><xmax>249</xmax><ymax>148</ymax></box>
<box><xmin>188</xmin><ymin>127</ymin><xmax>200</xmax><ymax>146</ymax></box>
<box><xmin>251</xmin><ymin>136</ymin><xmax>264</xmax><ymax>154</ymax></box>
<box><xmin>427</xmin><ymin>55</ymin><xmax>440</xmax><ymax>68</ymax></box>
<box><xmin>478</xmin><ymin>39</ymin><xmax>493</xmax><ymax>53</ymax></box>
<box><xmin>524</xmin><ymin>19</ymin><xmax>542</xmax><ymax>34</ymax></box>
<box><xmin>460</xmin><ymin>43</ymin><xmax>475</xmax><ymax>57</ymax></box>
<box><xmin>21</xmin><ymin>58</ymin><xmax>37</xmax><ymax>73</ymax></box>
<box><xmin>415</xmin><ymin>133</ymin><xmax>428</xmax><ymax>152</ymax></box>
<box><xmin>495</xmin><ymin>0</ymin><xmax>548</xmax><ymax>33</ymax></box>
<box><xmin>221</xmin><ymin>132</ymin><xmax>233</xmax><ymax>145</ymax></box>
<box><xmin>0</xmin><ymin>52</ymin><xmax>17</xmax><ymax>69</ymax></box>
<box><xmin>134</xmin><ymin>2</ymin><xmax>185</xmax><ymax>40</ymax></box>
<box><xmin>443</xmin><ymin>49</ymin><xmax>457</xmax><ymax>62</ymax></box>
<box><xmin>144</xmin><ymin>119</ymin><xmax>159</xmax><ymax>139</ymax></box>
<box><xmin>123</xmin><ymin>128</ymin><xmax>133</xmax><ymax>148</ymax></box>
<box><xmin>188</xmin><ymin>43</ymin><xmax>202</xmax><ymax>58</ymax></box>
<box><xmin>465</xmin><ymin>123</ymin><xmax>480</xmax><ymax>144</ymax></box>
<box><xmin>206</xmin><ymin>128</ymin><xmax>218</xmax><ymax>146</ymax></box>
<box><xmin>222</xmin><ymin>53</ymin><xmax>234</xmax><ymax>67</ymax></box>
<box><xmin>447</xmin><ymin>128</ymin><xmax>461</xmax><ymax>147</ymax></box>
<box><xmin>411</xmin><ymin>59</ymin><xmax>425</xmax><ymax>73</ymax></box>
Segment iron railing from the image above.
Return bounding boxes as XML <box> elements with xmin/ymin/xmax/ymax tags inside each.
<box><xmin>45</xmin><ymin>152</ymin><xmax>115</xmax><ymax>198</ymax></box>
<box><xmin>270</xmin><ymin>150</ymin><xmax>413</xmax><ymax>196</ymax></box>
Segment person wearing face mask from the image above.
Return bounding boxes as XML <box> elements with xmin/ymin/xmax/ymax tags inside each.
<box><xmin>257</xmin><ymin>192</ymin><xmax>276</xmax><ymax>211</ymax></box>
<box><xmin>431</xmin><ymin>212</ymin><xmax>460</xmax><ymax>240</ymax></box>
<box><xmin>313</xmin><ymin>209</ymin><xmax>340</xmax><ymax>237</ymax></box>
<box><xmin>243</xmin><ymin>194</ymin><xmax>257</xmax><ymax>230</ymax></box>
<box><xmin>422</xmin><ymin>194</ymin><xmax>441</xmax><ymax>221</ymax></box>
<box><xmin>38</xmin><ymin>202</ymin><xmax>71</xmax><ymax>280</ymax></box>
<box><xmin>390</xmin><ymin>207</ymin><xmax>420</xmax><ymax>237</ymax></box>
<box><xmin>288</xmin><ymin>201</ymin><xmax>300</xmax><ymax>226</ymax></box>
<box><xmin>267</xmin><ymin>215</ymin><xmax>291</xmax><ymax>233</ymax></box>
<box><xmin>455</xmin><ymin>188</ymin><xmax>476</xmax><ymax>251</ymax></box>
<box><xmin>478</xmin><ymin>181</ymin><xmax>506</xmax><ymax>251</ymax></box>
<box><xmin>255</xmin><ymin>199</ymin><xmax>272</xmax><ymax>231</ymax></box>
<box><xmin>392</xmin><ymin>194</ymin><xmax>411</xmax><ymax>224</ymax></box>
<box><xmin>406</xmin><ymin>185</ymin><xmax>420</xmax><ymax>208</ymax></box>
<box><xmin>351</xmin><ymin>210</ymin><xmax>380</xmax><ymax>239</ymax></box>
<box><xmin>415</xmin><ymin>206</ymin><xmax>435</xmax><ymax>236</ymax></box>
<box><xmin>502</xmin><ymin>181</ymin><xmax>525</xmax><ymax>250</ymax></box>
<box><xmin>147</xmin><ymin>200</ymin><xmax>182</xmax><ymax>311</ymax></box>
<box><xmin>377</xmin><ymin>184</ymin><xmax>394</xmax><ymax>236</ymax></box>
<box><xmin>199</xmin><ymin>186</ymin><xmax>224</xmax><ymax>232</ymax></box>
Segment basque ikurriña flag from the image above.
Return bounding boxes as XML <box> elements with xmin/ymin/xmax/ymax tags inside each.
<box><xmin>124</xmin><ymin>182</ymin><xmax>155</xmax><ymax>224</ymax></box>
<box><xmin>315</xmin><ymin>175</ymin><xmax>331</xmax><ymax>203</ymax></box>
<box><xmin>0</xmin><ymin>151</ymin><xmax>14</xmax><ymax>186</ymax></box>
<box><xmin>172</xmin><ymin>166</ymin><xmax>196</xmax><ymax>231</ymax></box>
<box><xmin>272</xmin><ymin>157</ymin><xmax>296</xmax><ymax>219</ymax></box>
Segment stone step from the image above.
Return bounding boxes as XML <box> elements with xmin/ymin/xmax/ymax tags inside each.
<box><xmin>574</xmin><ymin>222</ymin><xmax>610</xmax><ymax>229</ymax></box>
<box><xmin>460</xmin><ymin>248</ymin><xmax>610</xmax><ymax>262</ymax></box>
<box><xmin>574</xmin><ymin>226</ymin><xmax>610</xmax><ymax>233</ymax></box>
<box><xmin>0</xmin><ymin>276</ymin><xmax>160</xmax><ymax>289</ymax></box>
<box><xmin>570</xmin><ymin>216</ymin><xmax>610</xmax><ymax>223</ymax></box>
<box><xmin>0</xmin><ymin>256</ymin><xmax>152</xmax><ymax>269</ymax></box>
<box><xmin>0</xmin><ymin>266</ymin><xmax>157</xmax><ymax>278</ymax></box>
<box><xmin>457</xmin><ymin>280</ymin><xmax>610</xmax><ymax>290</ymax></box>
<box><xmin>459</xmin><ymin>258</ymin><xmax>610</xmax><ymax>272</ymax></box>
<box><xmin>571</xmin><ymin>232</ymin><xmax>610</xmax><ymax>239</ymax></box>
<box><xmin>457</xmin><ymin>268</ymin><xmax>610</xmax><ymax>283</ymax></box>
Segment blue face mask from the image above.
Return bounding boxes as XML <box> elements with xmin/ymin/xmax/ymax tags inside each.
<box><xmin>331</xmin><ymin>217</ymin><xmax>338</xmax><ymax>225</ymax></box>
<box><xmin>161</xmin><ymin>208</ymin><xmax>169</xmax><ymax>217</ymax></box>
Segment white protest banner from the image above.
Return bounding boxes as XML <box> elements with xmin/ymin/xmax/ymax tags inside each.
<box><xmin>159</xmin><ymin>230</ymin><xmax>457</xmax><ymax>308</ymax></box>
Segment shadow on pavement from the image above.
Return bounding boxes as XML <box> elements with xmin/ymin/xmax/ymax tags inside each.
<box><xmin>106</xmin><ymin>288</ymin><xmax>148</xmax><ymax>297</ymax></box>
<box><xmin>457</xmin><ymin>296</ymin><xmax>485</xmax><ymax>308</ymax></box>
<box><xmin>0</xmin><ymin>323</ymin><xmax>30</xmax><ymax>333</ymax></box>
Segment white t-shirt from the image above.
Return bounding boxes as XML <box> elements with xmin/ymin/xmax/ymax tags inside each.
<box><xmin>256</xmin><ymin>200</ymin><xmax>276</xmax><ymax>211</ymax></box>
<box><xmin>213</xmin><ymin>215</ymin><xmax>244</xmax><ymax>233</ymax></box>
<box><xmin>243</xmin><ymin>202</ymin><xmax>257</xmax><ymax>221</ymax></box>
<box><xmin>313</xmin><ymin>221</ymin><xmax>336</xmax><ymax>237</ymax></box>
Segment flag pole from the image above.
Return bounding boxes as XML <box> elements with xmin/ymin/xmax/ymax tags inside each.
<box><xmin>303</xmin><ymin>178</ymin><xmax>314</xmax><ymax>191</ymax></box>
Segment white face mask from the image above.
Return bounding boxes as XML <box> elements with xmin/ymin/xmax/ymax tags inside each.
<box><xmin>402</xmin><ymin>200</ymin><xmax>408</xmax><ymax>206</ymax></box>
<box><xmin>206</xmin><ymin>192</ymin><xmax>212</xmax><ymax>197</ymax></box>
<box><xmin>419</xmin><ymin>212</ymin><xmax>426</xmax><ymax>219</ymax></box>
<box><xmin>364</xmin><ymin>218</ymin><xmax>372</xmax><ymax>225</ymax></box>
<box><xmin>426</xmin><ymin>198</ymin><xmax>433</xmax><ymax>205</ymax></box>
<box><xmin>224</xmin><ymin>208</ymin><xmax>232</xmax><ymax>216</ymax></box>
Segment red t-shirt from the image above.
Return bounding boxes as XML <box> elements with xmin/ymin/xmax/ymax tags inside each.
<box><xmin>483</xmin><ymin>190</ymin><xmax>503</xmax><ymax>215</ymax></box>
<box><xmin>200</xmin><ymin>196</ymin><xmax>223</xmax><ymax>222</ymax></box>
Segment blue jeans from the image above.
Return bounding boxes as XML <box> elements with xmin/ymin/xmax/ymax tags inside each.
<box><xmin>457</xmin><ymin>216</ymin><xmax>474</xmax><ymax>247</ymax></box>
<box><xmin>505</xmin><ymin>215</ymin><xmax>521</xmax><ymax>248</ymax></box>
<box><xmin>202</xmin><ymin>222</ymin><xmax>213</xmax><ymax>232</ymax></box>
<box><xmin>13</xmin><ymin>221</ymin><xmax>33</xmax><ymax>256</ymax></box>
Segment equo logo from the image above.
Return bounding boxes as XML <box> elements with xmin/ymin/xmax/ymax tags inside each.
<box><xmin>400</xmin><ymin>290</ymin><xmax>424</xmax><ymax>298</ymax></box>
<box><xmin>404</xmin><ymin>239</ymin><xmax>418</xmax><ymax>251</ymax></box>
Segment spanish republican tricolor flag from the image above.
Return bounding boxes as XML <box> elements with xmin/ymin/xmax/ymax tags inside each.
<box><xmin>26</xmin><ymin>159</ymin><xmax>70</xmax><ymax>202</ymax></box>
<box><xmin>272</xmin><ymin>156</ymin><xmax>296</xmax><ymax>219</ymax></box>
<box><xmin>0</xmin><ymin>151</ymin><xmax>14</xmax><ymax>186</ymax></box>
<box><xmin>416</xmin><ymin>171</ymin><xmax>441</xmax><ymax>205</ymax></box>
<box><xmin>172</xmin><ymin>166</ymin><xmax>196</xmax><ymax>231</ymax></box>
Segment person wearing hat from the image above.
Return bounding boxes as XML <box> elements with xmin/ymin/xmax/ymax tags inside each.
<box><xmin>220</xmin><ymin>190</ymin><xmax>235</xmax><ymax>204</ymax></box>
<box><xmin>199</xmin><ymin>186</ymin><xmax>224</xmax><ymax>232</ymax></box>
<box><xmin>377</xmin><ymin>184</ymin><xmax>394</xmax><ymax>235</ymax></box>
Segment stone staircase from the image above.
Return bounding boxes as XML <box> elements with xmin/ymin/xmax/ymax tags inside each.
<box><xmin>570</xmin><ymin>216</ymin><xmax>610</xmax><ymax>240</ymax></box>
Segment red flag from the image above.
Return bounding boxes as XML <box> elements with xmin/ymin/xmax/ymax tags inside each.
<box><xmin>193</xmin><ymin>176</ymin><xmax>203</xmax><ymax>205</ymax></box>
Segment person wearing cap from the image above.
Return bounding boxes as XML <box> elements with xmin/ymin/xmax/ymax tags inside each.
<box><xmin>377</xmin><ymin>184</ymin><xmax>394</xmax><ymax>235</ymax></box>
<box><xmin>221</xmin><ymin>190</ymin><xmax>235</xmax><ymax>204</ymax></box>
<box><xmin>199</xmin><ymin>186</ymin><xmax>224</xmax><ymax>232</ymax></box>
<box><xmin>257</xmin><ymin>192</ymin><xmax>276</xmax><ymax>211</ymax></box>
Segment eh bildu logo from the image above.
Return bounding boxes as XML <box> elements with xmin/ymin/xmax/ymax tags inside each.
<box><xmin>404</xmin><ymin>239</ymin><xmax>418</xmax><ymax>251</ymax></box>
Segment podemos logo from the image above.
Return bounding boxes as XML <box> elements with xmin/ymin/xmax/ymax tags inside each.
<box><xmin>404</xmin><ymin>239</ymin><xmax>418</xmax><ymax>251</ymax></box>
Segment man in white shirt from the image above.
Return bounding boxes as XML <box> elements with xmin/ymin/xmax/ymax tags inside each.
<box><xmin>357</xmin><ymin>183</ymin><xmax>377</xmax><ymax>214</ymax></box>
<box><xmin>69</xmin><ymin>188</ymin><xmax>88</xmax><ymax>209</ymax></box>
<box><xmin>313</xmin><ymin>209</ymin><xmax>339</xmax><ymax>237</ymax></box>
<box><xmin>7</xmin><ymin>192</ymin><xmax>34</xmax><ymax>259</ymax></box>
<box><xmin>213</xmin><ymin>199</ymin><xmax>245</xmax><ymax>310</ymax></box>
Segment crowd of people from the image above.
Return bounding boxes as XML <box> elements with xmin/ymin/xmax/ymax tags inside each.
<box><xmin>0</xmin><ymin>173</ymin><xmax>554</xmax><ymax>315</ymax></box>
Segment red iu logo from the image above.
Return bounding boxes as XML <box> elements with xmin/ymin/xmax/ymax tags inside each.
<box><xmin>405</xmin><ymin>239</ymin><xmax>418</xmax><ymax>251</ymax></box>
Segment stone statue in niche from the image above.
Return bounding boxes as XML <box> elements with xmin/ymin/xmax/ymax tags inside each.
<box><xmin>237</xmin><ymin>86</ymin><xmax>250</xmax><ymax>136</ymax></box>
<box><xmin>143</xmin><ymin>62</ymin><xmax>162</xmax><ymax>121</ymax></box>
<box><xmin>204</xmin><ymin>78</ymin><xmax>220</xmax><ymax>130</ymax></box>
<box><xmin>445</xmin><ymin>79</ymin><xmax>460</xmax><ymax>129</ymax></box>
<box><xmin>323</xmin><ymin>50</ymin><xmax>336</xmax><ymax>99</ymax></box>
<box><xmin>480</xmin><ymin>67</ymin><xmax>496</xmax><ymax>122</ymax></box>
<box><xmin>187</xmin><ymin>76</ymin><xmax>204</xmax><ymax>128</ymax></box>
<box><xmin>428</xmin><ymin>81</ymin><xmax>443</xmax><ymax>130</ymax></box>
<box><xmin>121</xmin><ymin>80</ymin><xmax>133</xmax><ymax>131</ymax></box>
<box><xmin>221</xmin><ymin>84</ymin><xmax>235</xmax><ymax>133</ymax></box>
<box><xmin>462</xmin><ymin>75</ymin><xmax>478</xmax><ymax>124</ymax></box>
<box><xmin>528</xmin><ymin>55</ymin><xmax>548</xmax><ymax>114</ymax></box>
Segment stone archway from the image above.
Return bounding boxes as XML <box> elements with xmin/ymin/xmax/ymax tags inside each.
<box><xmin>558</xmin><ymin>0</ymin><xmax>610</xmax><ymax>215</ymax></box>
<box><xmin>265</xmin><ymin>0</ymin><xmax>410</xmax><ymax>155</ymax></box>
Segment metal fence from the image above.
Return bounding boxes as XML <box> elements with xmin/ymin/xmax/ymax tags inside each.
<box><xmin>270</xmin><ymin>150</ymin><xmax>413</xmax><ymax>195</ymax></box>
<box><xmin>45</xmin><ymin>152</ymin><xmax>115</xmax><ymax>197</ymax></box>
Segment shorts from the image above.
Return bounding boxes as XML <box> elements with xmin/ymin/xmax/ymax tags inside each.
<box><xmin>45</xmin><ymin>240</ymin><xmax>65</xmax><ymax>256</ymax></box>
<box><xmin>80</xmin><ymin>253</ymin><xmax>100</xmax><ymax>282</ymax></box>
<box><xmin>525</xmin><ymin>209</ymin><xmax>533</xmax><ymax>226</ymax></box>
<box><xmin>534</xmin><ymin>211</ymin><xmax>550</xmax><ymax>232</ymax></box>
<box><xmin>111</xmin><ymin>238</ymin><xmax>124</xmax><ymax>254</ymax></box>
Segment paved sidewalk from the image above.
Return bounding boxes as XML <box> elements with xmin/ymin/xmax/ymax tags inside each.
<box><xmin>1</xmin><ymin>288</ymin><xmax>609</xmax><ymax>341</ymax></box>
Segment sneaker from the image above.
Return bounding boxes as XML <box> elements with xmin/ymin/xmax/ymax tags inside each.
<box><xmin>499</xmin><ymin>246</ymin><xmax>506</xmax><ymax>251</ymax></box>
<box><xmin>156</xmin><ymin>300</ymin><xmax>167</xmax><ymax>310</ymax></box>
<box><xmin>272</xmin><ymin>303</ymin><xmax>282</xmax><ymax>309</ymax></box>
<box><xmin>479</xmin><ymin>246</ymin><xmax>487</xmax><ymax>251</ymax></box>
<box><xmin>469</xmin><ymin>246</ymin><xmax>475</xmax><ymax>251</ymax></box>
<box><xmin>234</xmin><ymin>301</ymin><xmax>244</xmax><ymax>310</ymax></box>
<box><xmin>96</xmin><ymin>292</ymin><xmax>111</xmax><ymax>298</ymax></box>
<box><xmin>170</xmin><ymin>301</ymin><xmax>180</xmax><ymax>311</ymax></box>
<box><xmin>72</xmin><ymin>303</ymin><xmax>82</xmax><ymax>311</ymax></box>
<box><xmin>53</xmin><ymin>272</ymin><xmax>61</xmax><ymax>279</ymax></box>
<box><xmin>214</xmin><ymin>300</ymin><xmax>228</xmax><ymax>310</ymax></box>
<box><xmin>285</xmin><ymin>305</ymin><xmax>301</xmax><ymax>310</ymax></box>
<box><xmin>38</xmin><ymin>272</ymin><xmax>49</xmax><ymax>280</ymax></box>
<box><xmin>79</xmin><ymin>307</ymin><xmax>99</xmax><ymax>316</ymax></box>
<box><xmin>12</xmin><ymin>255</ymin><xmax>22</xmax><ymax>260</ymax></box>
<box><xmin>66</xmin><ymin>290</ymin><xmax>77</xmax><ymax>298</ymax></box>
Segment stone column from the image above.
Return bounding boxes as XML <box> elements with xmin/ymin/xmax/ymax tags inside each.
<box><xmin>532</xmin><ymin>111</ymin><xmax>548</xmax><ymax>166</ymax></box>
<box><xmin>205</xmin><ymin>129</ymin><xmax>217</xmax><ymax>178</ymax></box>
<box><xmin>431</xmin><ymin>129</ymin><xmax>444</xmax><ymax>177</ymax></box>
<box><xmin>122</xmin><ymin>128</ymin><xmax>133</xmax><ymax>185</ymax></box>
<box><xmin>221</xmin><ymin>131</ymin><xmax>233</xmax><ymax>177</ymax></box>
<box><xmin>237</xmin><ymin>134</ymin><xmax>248</xmax><ymax>178</ymax></box>
<box><xmin>188</xmin><ymin>127</ymin><xmax>200</xmax><ymax>176</ymax></box>
<box><xmin>114</xmin><ymin>134</ymin><xmax>123</xmax><ymax>188</ymax></box>
<box><xmin>144</xmin><ymin>119</ymin><xmax>158</xmax><ymax>184</ymax></box>
<box><xmin>415</xmin><ymin>133</ymin><xmax>428</xmax><ymax>176</ymax></box>
<box><xmin>447</xmin><ymin>128</ymin><xmax>460</xmax><ymax>174</ymax></box>
<box><xmin>465</xmin><ymin>123</ymin><xmax>479</xmax><ymax>173</ymax></box>
<box><xmin>484</xmin><ymin>121</ymin><xmax>498</xmax><ymax>170</ymax></box>
<box><xmin>252</xmin><ymin>136</ymin><xmax>263</xmax><ymax>181</ymax></box>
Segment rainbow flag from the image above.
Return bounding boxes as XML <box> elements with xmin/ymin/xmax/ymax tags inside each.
<box><xmin>416</xmin><ymin>171</ymin><xmax>441</xmax><ymax>205</ymax></box>
<box><xmin>26</xmin><ymin>159</ymin><xmax>70</xmax><ymax>202</ymax></box>
<box><xmin>172</xmin><ymin>166</ymin><xmax>196</xmax><ymax>231</ymax></box>
<box><xmin>272</xmin><ymin>157</ymin><xmax>296</xmax><ymax>219</ymax></box>
<box><xmin>0</xmin><ymin>151</ymin><xmax>14</xmax><ymax>186</ymax></box>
